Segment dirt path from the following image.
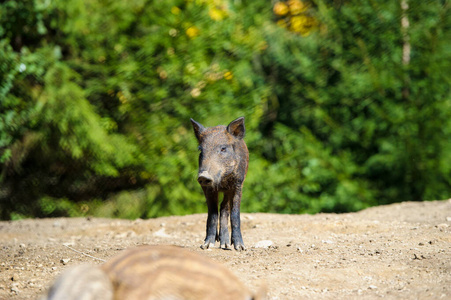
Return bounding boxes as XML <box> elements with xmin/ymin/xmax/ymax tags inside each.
<box><xmin>1</xmin><ymin>200</ymin><xmax>450</xmax><ymax>299</ymax></box>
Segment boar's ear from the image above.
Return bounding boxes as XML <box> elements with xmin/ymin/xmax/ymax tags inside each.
<box><xmin>227</xmin><ymin>117</ymin><xmax>245</xmax><ymax>139</ymax></box>
<box><xmin>190</xmin><ymin>118</ymin><xmax>205</xmax><ymax>142</ymax></box>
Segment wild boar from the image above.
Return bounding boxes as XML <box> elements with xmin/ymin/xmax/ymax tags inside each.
<box><xmin>41</xmin><ymin>245</ymin><xmax>263</xmax><ymax>300</ymax></box>
<box><xmin>42</xmin><ymin>264</ymin><xmax>113</xmax><ymax>300</ymax></box>
<box><xmin>190</xmin><ymin>117</ymin><xmax>249</xmax><ymax>251</ymax></box>
<box><xmin>101</xmin><ymin>245</ymin><xmax>257</xmax><ymax>299</ymax></box>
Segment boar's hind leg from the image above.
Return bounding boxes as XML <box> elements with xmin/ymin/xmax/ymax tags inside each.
<box><xmin>219</xmin><ymin>194</ymin><xmax>231</xmax><ymax>250</ymax></box>
<box><xmin>201</xmin><ymin>188</ymin><xmax>219</xmax><ymax>249</ymax></box>
<box><xmin>231</xmin><ymin>187</ymin><xmax>246</xmax><ymax>251</ymax></box>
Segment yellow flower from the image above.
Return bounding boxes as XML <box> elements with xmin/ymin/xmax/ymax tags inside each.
<box><xmin>186</xmin><ymin>26</ymin><xmax>200</xmax><ymax>38</ymax></box>
<box><xmin>223</xmin><ymin>71</ymin><xmax>233</xmax><ymax>80</ymax></box>
<box><xmin>273</xmin><ymin>2</ymin><xmax>289</xmax><ymax>16</ymax></box>
<box><xmin>171</xmin><ymin>6</ymin><xmax>181</xmax><ymax>15</ymax></box>
<box><xmin>209</xmin><ymin>7</ymin><xmax>227</xmax><ymax>21</ymax></box>
<box><xmin>288</xmin><ymin>0</ymin><xmax>307</xmax><ymax>15</ymax></box>
<box><xmin>290</xmin><ymin>15</ymin><xmax>308</xmax><ymax>32</ymax></box>
<box><xmin>290</xmin><ymin>15</ymin><xmax>316</xmax><ymax>36</ymax></box>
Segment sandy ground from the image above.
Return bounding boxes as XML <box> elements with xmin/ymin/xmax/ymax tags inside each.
<box><xmin>1</xmin><ymin>200</ymin><xmax>450</xmax><ymax>299</ymax></box>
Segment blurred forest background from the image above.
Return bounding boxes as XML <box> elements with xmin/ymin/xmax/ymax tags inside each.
<box><xmin>1</xmin><ymin>0</ymin><xmax>450</xmax><ymax>220</ymax></box>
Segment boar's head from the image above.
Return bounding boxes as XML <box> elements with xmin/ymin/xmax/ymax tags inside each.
<box><xmin>190</xmin><ymin>117</ymin><xmax>247</xmax><ymax>190</ymax></box>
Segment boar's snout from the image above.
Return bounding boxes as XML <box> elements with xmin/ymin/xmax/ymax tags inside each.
<box><xmin>197</xmin><ymin>171</ymin><xmax>214</xmax><ymax>186</ymax></box>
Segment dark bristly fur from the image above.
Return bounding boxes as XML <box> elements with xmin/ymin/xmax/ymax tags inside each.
<box><xmin>190</xmin><ymin>117</ymin><xmax>249</xmax><ymax>251</ymax></box>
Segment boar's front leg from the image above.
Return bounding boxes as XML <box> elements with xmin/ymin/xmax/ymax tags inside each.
<box><xmin>230</xmin><ymin>186</ymin><xmax>246</xmax><ymax>251</ymax></box>
<box><xmin>219</xmin><ymin>194</ymin><xmax>231</xmax><ymax>249</ymax></box>
<box><xmin>201</xmin><ymin>187</ymin><xmax>219</xmax><ymax>249</ymax></box>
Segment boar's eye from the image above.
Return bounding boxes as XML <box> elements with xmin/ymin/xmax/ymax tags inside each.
<box><xmin>220</xmin><ymin>146</ymin><xmax>227</xmax><ymax>152</ymax></box>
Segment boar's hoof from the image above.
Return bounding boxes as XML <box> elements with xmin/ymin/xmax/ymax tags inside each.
<box><xmin>200</xmin><ymin>242</ymin><xmax>215</xmax><ymax>250</ymax></box>
<box><xmin>220</xmin><ymin>243</ymin><xmax>232</xmax><ymax>250</ymax></box>
<box><xmin>233</xmin><ymin>243</ymin><xmax>246</xmax><ymax>251</ymax></box>
<box><xmin>235</xmin><ymin>244</ymin><xmax>246</xmax><ymax>251</ymax></box>
<box><xmin>232</xmin><ymin>235</ymin><xmax>246</xmax><ymax>251</ymax></box>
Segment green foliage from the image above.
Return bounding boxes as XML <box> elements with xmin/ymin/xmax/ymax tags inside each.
<box><xmin>253</xmin><ymin>0</ymin><xmax>451</xmax><ymax>213</ymax></box>
<box><xmin>1</xmin><ymin>0</ymin><xmax>450</xmax><ymax>219</ymax></box>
